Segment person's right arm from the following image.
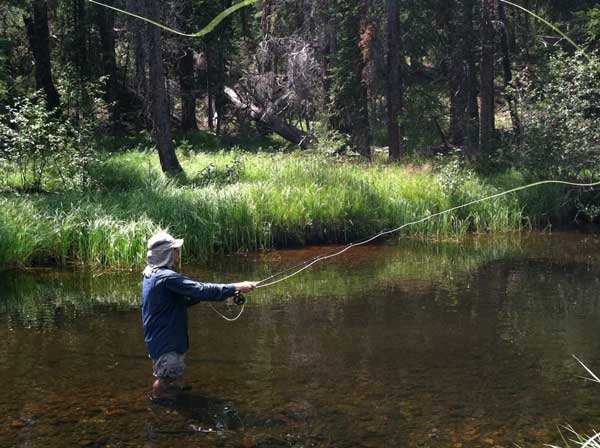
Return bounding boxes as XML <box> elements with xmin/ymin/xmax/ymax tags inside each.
<box><xmin>164</xmin><ymin>272</ymin><xmax>256</xmax><ymax>305</ymax></box>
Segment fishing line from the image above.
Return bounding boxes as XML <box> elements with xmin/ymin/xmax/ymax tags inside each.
<box><xmin>254</xmin><ymin>180</ymin><xmax>600</xmax><ymax>289</ymax></box>
<box><xmin>499</xmin><ymin>0</ymin><xmax>592</xmax><ymax>61</ymax></box>
<box><xmin>87</xmin><ymin>0</ymin><xmax>258</xmax><ymax>38</ymax></box>
<box><xmin>209</xmin><ymin>303</ymin><xmax>245</xmax><ymax>322</ymax></box>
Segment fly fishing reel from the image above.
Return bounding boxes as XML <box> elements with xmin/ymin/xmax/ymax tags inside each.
<box><xmin>233</xmin><ymin>290</ymin><xmax>246</xmax><ymax>306</ymax></box>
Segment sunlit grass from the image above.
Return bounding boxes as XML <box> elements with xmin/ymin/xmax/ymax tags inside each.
<box><xmin>0</xmin><ymin>149</ymin><xmax>557</xmax><ymax>268</ymax></box>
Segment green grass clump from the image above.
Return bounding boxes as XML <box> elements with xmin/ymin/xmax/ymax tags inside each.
<box><xmin>0</xmin><ymin>150</ymin><xmax>539</xmax><ymax>269</ymax></box>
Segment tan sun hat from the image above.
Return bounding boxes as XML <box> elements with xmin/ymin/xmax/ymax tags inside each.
<box><xmin>147</xmin><ymin>232</ymin><xmax>184</xmax><ymax>251</ymax></box>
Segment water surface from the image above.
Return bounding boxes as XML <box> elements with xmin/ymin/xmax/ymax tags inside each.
<box><xmin>2</xmin><ymin>233</ymin><xmax>600</xmax><ymax>447</ymax></box>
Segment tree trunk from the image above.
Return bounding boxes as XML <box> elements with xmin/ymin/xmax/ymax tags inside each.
<box><xmin>97</xmin><ymin>0</ymin><xmax>119</xmax><ymax>126</ymax></box>
<box><xmin>385</xmin><ymin>0</ymin><xmax>403</xmax><ymax>161</ymax></box>
<box><xmin>24</xmin><ymin>0</ymin><xmax>60</xmax><ymax>110</ymax></box>
<box><xmin>498</xmin><ymin>2</ymin><xmax>522</xmax><ymax>139</ymax></box>
<box><xmin>72</xmin><ymin>0</ymin><xmax>88</xmax><ymax>80</ymax></box>
<box><xmin>215</xmin><ymin>49</ymin><xmax>226</xmax><ymax>135</ymax></box>
<box><xmin>178</xmin><ymin>0</ymin><xmax>198</xmax><ymax>131</ymax></box>
<box><xmin>320</xmin><ymin>7</ymin><xmax>337</xmax><ymax>110</ymax></box>
<box><xmin>214</xmin><ymin>0</ymin><xmax>231</xmax><ymax>135</ymax></box>
<box><xmin>204</xmin><ymin>44</ymin><xmax>214</xmax><ymax>130</ymax></box>
<box><xmin>261</xmin><ymin>0</ymin><xmax>273</xmax><ymax>35</ymax></box>
<box><xmin>178</xmin><ymin>48</ymin><xmax>198</xmax><ymax>131</ymax></box>
<box><xmin>329</xmin><ymin>0</ymin><xmax>371</xmax><ymax>158</ymax></box>
<box><xmin>128</xmin><ymin>0</ymin><xmax>148</xmax><ymax>103</ymax></box>
<box><xmin>146</xmin><ymin>0</ymin><xmax>182</xmax><ymax>175</ymax></box>
<box><xmin>224</xmin><ymin>87</ymin><xmax>312</xmax><ymax>148</ymax></box>
<box><xmin>479</xmin><ymin>0</ymin><xmax>497</xmax><ymax>155</ymax></box>
<box><xmin>449</xmin><ymin>0</ymin><xmax>469</xmax><ymax>147</ymax></box>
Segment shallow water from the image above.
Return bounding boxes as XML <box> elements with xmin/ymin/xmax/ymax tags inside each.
<box><xmin>2</xmin><ymin>233</ymin><xmax>600</xmax><ymax>447</ymax></box>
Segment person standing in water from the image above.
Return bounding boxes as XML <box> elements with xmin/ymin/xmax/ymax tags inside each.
<box><xmin>142</xmin><ymin>232</ymin><xmax>257</xmax><ymax>401</ymax></box>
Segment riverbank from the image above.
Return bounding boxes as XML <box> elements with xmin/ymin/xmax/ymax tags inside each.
<box><xmin>0</xmin><ymin>149</ymin><xmax>566</xmax><ymax>268</ymax></box>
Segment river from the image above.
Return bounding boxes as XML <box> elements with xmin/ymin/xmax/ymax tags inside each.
<box><xmin>2</xmin><ymin>233</ymin><xmax>600</xmax><ymax>447</ymax></box>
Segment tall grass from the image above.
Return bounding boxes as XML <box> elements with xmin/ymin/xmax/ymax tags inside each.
<box><xmin>0</xmin><ymin>150</ymin><xmax>550</xmax><ymax>269</ymax></box>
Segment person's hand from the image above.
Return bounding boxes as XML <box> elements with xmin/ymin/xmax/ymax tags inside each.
<box><xmin>234</xmin><ymin>281</ymin><xmax>258</xmax><ymax>294</ymax></box>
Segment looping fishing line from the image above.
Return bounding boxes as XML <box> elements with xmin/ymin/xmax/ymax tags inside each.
<box><xmin>88</xmin><ymin>0</ymin><xmax>258</xmax><ymax>38</ymax></box>
<box><xmin>210</xmin><ymin>303</ymin><xmax>245</xmax><ymax>322</ymax></box>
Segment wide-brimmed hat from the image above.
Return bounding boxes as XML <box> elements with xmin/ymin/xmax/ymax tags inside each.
<box><xmin>147</xmin><ymin>232</ymin><xmax>184</xmax><ymax>251</ymax></box>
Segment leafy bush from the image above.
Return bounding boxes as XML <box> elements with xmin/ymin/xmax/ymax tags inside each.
<box><xmin>510</xmin><ymin>52</ymin><xmax>600</xmax><ymax>179</ymax></box>
<box><xmin>191</xmin><ymin>157</ymin><xmax>245</xmax><ymax>187</ymax></box>
<box><xmin>434</xmin><ymin>149</ymin><xmax>475</xmax><ymax>193</ymax></box>
<box><xmin>0</xmin><ymin>92</ymin><xmax>96</xmax><ymax>191</ymax></box>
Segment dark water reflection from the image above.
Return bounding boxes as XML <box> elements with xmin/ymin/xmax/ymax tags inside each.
<box><xmin>2</xmin><ymin>233</ymin><xmax>600</xmax><ymax>447</ymax></box>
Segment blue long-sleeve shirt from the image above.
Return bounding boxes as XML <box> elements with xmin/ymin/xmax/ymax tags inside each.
<box><xmin>142</xmin><ymin>268</ymin><xmax>237</xmax><ymax>359</ymax></box>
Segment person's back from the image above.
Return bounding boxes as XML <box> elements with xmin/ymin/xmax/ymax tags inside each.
<box><xmin>142</xmin><ymin>268</ymin><xmax>191</xmax><ymax>362</ymax></box>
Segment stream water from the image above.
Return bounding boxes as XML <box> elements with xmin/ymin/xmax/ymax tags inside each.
<box><xmin>2</xmin><ymin>233</ymin><xmax>600</xmax><ymax>447</ymax></box>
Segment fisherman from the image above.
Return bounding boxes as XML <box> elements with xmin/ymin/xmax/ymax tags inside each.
<box><xmin>142</xmin><ymin>232</ymin><xmax>257</xmax><ymax>401</ymax></box>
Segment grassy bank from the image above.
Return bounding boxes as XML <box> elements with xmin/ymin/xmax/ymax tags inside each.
<box><xmin>0</xmin><ymin>149</ymin><xmax>565</xmax><ymax>268</ymax></box>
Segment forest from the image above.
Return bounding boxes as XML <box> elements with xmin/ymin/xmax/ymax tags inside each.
<box><xmin>4</xmin><ymin>4</ymin><xmax>600</xmax><ymax>446</ymax></box>
<box><xmin>0</xmin><ymin>0</ymin><xmax>599</xmax><ymax>267</ymax></box>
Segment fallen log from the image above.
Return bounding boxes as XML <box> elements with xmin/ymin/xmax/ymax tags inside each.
<box><xmin>224</xmin><ymin>86</ymin><xmax>312</xmax><ymax>149</ymax></box>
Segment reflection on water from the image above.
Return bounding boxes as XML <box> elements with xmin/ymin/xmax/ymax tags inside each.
<box><xmin>2</xmin><ymin>233</ymin><xmax>600</xmax><ymax>447</ymax></box>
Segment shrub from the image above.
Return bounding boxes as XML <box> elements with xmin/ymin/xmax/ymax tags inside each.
<box><xmin>511</xmin><ymin>52</ymin><xmax>600</xmax><ymax>180</ymax></box>
<box><xmin>0</xmin><ymin>92</ymin><xmax>96</xmax><ymax>191</ymax></box>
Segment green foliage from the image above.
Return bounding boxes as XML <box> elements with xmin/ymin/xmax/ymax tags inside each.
<box><xmin>508</xmin><ymin>52</ymin><xmax>600</xmax><ymax>179</ymax></box>
<box><xmin>575</xmin><ymin>6</ymin><xmax>600</xmax><ymax>46</ymax></box>
<box><xmin>313</xmin><ymin>129</ymin><xmax>352</xmax><ymax>155</ymax></box>
<box><xmin>55</xmin><ymin>66</ymin><xmax>109</xmax><ymax>129</ymax></box>
<box><xmin>401</xmin><ymin>83</ymin><xmax>448</xmax><ymax>152</ymax></box>
<box><xmin>191</xmin><ymin>157</ymin><xmax>245</xmax><ymax>187</ymax></box>
<box><xmin>435</xmin><ymin>150</ymin><xmax>475</xmax><ymax>193</ymax></box>
<box><xmin>0</xmin><ymin>92</ymin><xmax>96</xmax><ymax>192</ymax></box>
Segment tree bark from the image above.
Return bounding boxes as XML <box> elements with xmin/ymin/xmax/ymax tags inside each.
<box><xmin>178</xmin><ymin>48</ymin><xmax>198</xmax><ymax>131</ymax></box>
<box><xmin>319</xmin><ymin>6</ymin><xmax>337</xmax><ymax>109</ymax></box>
<box><xmin>224</xmin><ymin>87</ymin><xmax>312</xmax><ymax>148</ymax></box>
<box><xmin>498</xmin><ymin>2</ymin><xmax>522</xmax><ymax>139</ymax></box>
<box><xmin>449</xmin><ymin>0</ymin><xmax>468</xmax><ymax>147</ymax></box>
<box><xmin>214</xmin><ymin>0</ymin><xmax>232</xmax><ymax>135</ymax></box>
<box><xmin>177</xmin><ymin>0</ymin><xmax>198</xmax><ymax>131</ymax></box>
<box><xmin>329</xmin><ymin>0</ymin><xmax>371</xmax><ymax>158</ymax></box>
<box><xmin>146</xmin><ymin>0</ymin><xmax>182</xmax><ymax>175</ymax></box>
<box><xmin>215</xmin><ymin>48</ymin><xmax>226</xmax><ymax>134</ymax></box>
<box><xmin>385</xmin><ymin>0</ymin><xmax>403</xmax><ymax>161</ymax></box>
<box><xmin>261</xmin><ymin>0</ymin><xmax>273</xmax><ymax>35</ymax></box>
<box><xmin>128</xmin><ymin>0</ymin><xmax>152</xmax><ymax>129</ymax></box>
<box><xmin>24</xmin><ymin>0</ymin><xmax>60</xmax><ymax>111</ymax></box>
<box><xmin>479</xmin><ymin>0</ymin><xmax>497</xmax><ymax>155</ymax></box>
<box><xmin>72</xmin><ymin>0</ymin><xmax>88</xmax><ymax>80</ymax></box>
<box><xmin>97</xmin><ymin>0</ymin><xmax>119</xmax><ymax>126</ymax></box>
